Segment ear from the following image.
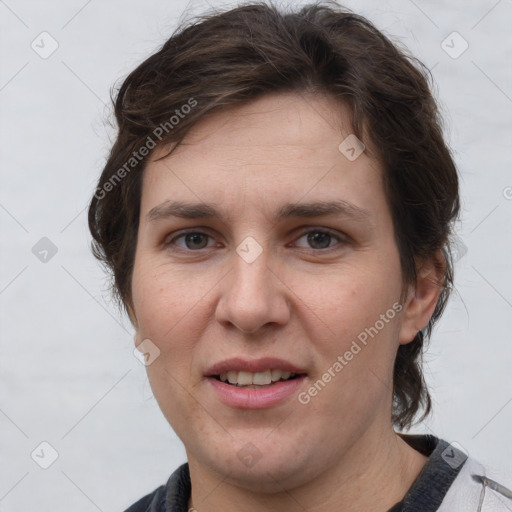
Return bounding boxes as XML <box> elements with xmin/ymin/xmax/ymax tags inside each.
<box><xmin>126</xmin><ymin>300</ymin><xmax>145</xmax><ymax>349</ymax></box>
<box><xmin>126</xmin><ymin>301</ymin><xmax>139</xmax><ymax>331</ymax></box>
<box><xmin>398</xmin><ymin>249</ymin><xmax>445</xmax><ymax>345</ymax></box>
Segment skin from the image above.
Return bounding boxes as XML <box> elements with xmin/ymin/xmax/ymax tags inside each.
<box><xmin>129</xmin><ymin>92</ymin><xmax>444</xmax><ymax>512</ymax></box>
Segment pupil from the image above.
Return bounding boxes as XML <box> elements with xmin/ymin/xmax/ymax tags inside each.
<box><xmin>308</xmin><ymin>232</ymin><xmax>331</xmax><ymax>249</ymax></box>
<box><xmin>186</xmin><ymin>233</ymin><xmax>208</xmax><ymax>249</ymax></box>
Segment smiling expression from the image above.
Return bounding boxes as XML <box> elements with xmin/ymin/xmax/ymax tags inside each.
<box><xmin>129</xmin><ymin>91</ymin><xmax>419</xmax><ymax>490</ymax></box>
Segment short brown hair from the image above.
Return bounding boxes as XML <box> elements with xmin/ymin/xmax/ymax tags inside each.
<box><xmin>88</xmin><ymin>1</ymin><xmax>460</xmax><ymax>430</ymax></box>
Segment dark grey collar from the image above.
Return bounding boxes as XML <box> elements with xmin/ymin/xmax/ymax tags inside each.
<box><xmin>388</xmin><ymin>434</ymin><xmax>467</xmax><ymax>511</ymax></box>
<box><xmin>125</xmin><ymin>434</ymin><xmax>467</xmax><ymax>512</ymax></box>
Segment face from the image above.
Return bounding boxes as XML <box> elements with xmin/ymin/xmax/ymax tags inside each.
<box><xmin>130</xmin><ymin>92</ymin><xmax>413</xmax><ymax>491</ymax></box>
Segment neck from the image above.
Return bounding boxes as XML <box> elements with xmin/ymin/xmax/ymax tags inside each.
<box><xmin>187</xmin><ymin>428</ymin><xmax>428</xmax><ymax>512</ymax></box>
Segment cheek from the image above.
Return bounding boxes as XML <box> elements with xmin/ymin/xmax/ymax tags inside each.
<box><xmin>297</xmin><ymin>264</ymin><xmax>401</xmax><ymax>391</ymax></box>
<box><xmin>131</xmin><ymin>260</ymin><xmax>216</xmax><ymax>394</ymax></box>
<box><xmin>131</xmin><ymin>260</ymin><xmax>202</xmax><ymax>338</ymax></box>
<box><xmin>132</xmin><ymin>266</ymin><xmax>204</xmax><ymax>424</ymax></box>
<box><xmin>291</xmin><ymin>263</ymin><xmax>397</xmax><ymax>339</ymax></box>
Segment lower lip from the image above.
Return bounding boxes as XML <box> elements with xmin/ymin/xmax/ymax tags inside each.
<box><xmin>207</xmin><ymin>376</ymin><xmax>306</xmax><ymax>409</ymax></box>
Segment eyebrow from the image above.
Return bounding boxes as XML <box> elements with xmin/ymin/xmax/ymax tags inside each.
<box><xmin>146</xmin><ymin>199</ymin><xmax>372</xmax><ymax>224</ymax></box>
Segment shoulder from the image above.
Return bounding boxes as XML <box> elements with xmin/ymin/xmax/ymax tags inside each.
<box><xmin>123</xmin><ymin>463</ymin><xmax>191</xmax><ymax>512</ymax></box>
<box><xmin>398</xmin><ymin>434</ymin><xmax>512</xmax><ymax>511</ymax></box>
<box><xmin>123</xmin><ymin>484</ymin><xmax>167</xmax><ymax>512</ymax></box>
<box><xmin>438</xmin><ymin>455</ymin><xmax>512</xmax><ymax>512</ymax></box>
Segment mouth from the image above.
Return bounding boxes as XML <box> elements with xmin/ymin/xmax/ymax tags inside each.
<box><xmin>212</xmin><ymin>369</ymin><xmax>306</xmax><ymax>389</ymax></box>
<box><xmin>205</xmin><ymin>358</ymin><xmax>308</xmax><ymax>409</ymax></box>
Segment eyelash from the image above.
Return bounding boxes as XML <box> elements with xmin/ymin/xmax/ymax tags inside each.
<box><xmin>164</xmin><ymin>227</ymin><xmax>349</xmax><ymax>253</ymax></box>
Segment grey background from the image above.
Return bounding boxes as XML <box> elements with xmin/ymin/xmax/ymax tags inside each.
<box><xmin>1</xmin><ymin>0</ymin><xmax>511</xmax><ymax>510</ymax></box>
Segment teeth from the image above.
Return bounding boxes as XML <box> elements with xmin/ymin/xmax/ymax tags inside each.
<box><xmin>219</xmin><ymin>369</ymin><xmax>297</xmax><ymax>386</ymax></box>
<box><xmin>237</xmin><ymin>371</ymin><xmax>253</xmax><ymax>386</ymax></box>
<box><xmin>271</xmin><ymin>369</ymin><xmax>291</xmax><ymax>382</ymax></box>
<box><xmin>252</xmin><ymin>370</ymin><xmax>271</xmax><ymax>385</ymax></box>
<box><xmin>271</xmin><ymin>369</ymin><xmax>282</xmax><ymax>382</ymax></box>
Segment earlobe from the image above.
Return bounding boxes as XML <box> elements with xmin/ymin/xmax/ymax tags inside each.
<box><xmin>126</xmin><ymin>301</ymin><xmax>139</xmax><ymax>330</ymax></box>
<box><xmin>398</xmin><ymin>250</ymin><xmax>445</xmax><ymax>345</ymax></box>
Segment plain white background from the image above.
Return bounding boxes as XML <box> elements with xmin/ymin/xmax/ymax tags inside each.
<box><xmin>1</xmin><ymin>0</ymin><xmax>511</xmax><ymax>510</ymax></box>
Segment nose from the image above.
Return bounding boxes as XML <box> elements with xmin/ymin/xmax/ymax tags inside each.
<box><xmin>215</xmin><ymin>248</ymin><xmax>291</xmax><ymax>334</ymax></box>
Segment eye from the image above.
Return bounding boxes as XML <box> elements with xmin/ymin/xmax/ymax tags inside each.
<box><xmin>167</xmin><ymin>231</ymin><xmax>216</xmax><ymax>251</ymax></box>
<box><xmin>293</xmin><ymin>228</ymin><xmax>347</xmax><ymax>250</ymax></box>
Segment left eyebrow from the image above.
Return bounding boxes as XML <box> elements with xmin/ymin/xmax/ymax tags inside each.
<box><xmin>276</xmin><ymin>200</ymin><xmax>371</xmax><ymax>223</ymax></box>
<box><xmin>146</xmin><ymin>199</ymin><xmax>373</xmax><ymax>226</ymax></box>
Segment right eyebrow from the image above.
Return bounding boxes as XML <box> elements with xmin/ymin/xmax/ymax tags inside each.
<box><xmin>146</xmin><ymin>201</ymin><xmax>218</xmax><ymax>222</ymax></box>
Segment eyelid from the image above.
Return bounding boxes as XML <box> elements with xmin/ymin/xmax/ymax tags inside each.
<box><xmin>291</xmin><ymin>227</ymin><xmax>349</xmax><ymax>250</ymax></box>
<box><xmin>164</xmin><ymin>228</ymin><xmax>218</xmax><ymax>250</ymax></box>
<box><xmin>163</xmin><ymin>226</ymin><xmax>350</xmax><ymax>252</ymax></box>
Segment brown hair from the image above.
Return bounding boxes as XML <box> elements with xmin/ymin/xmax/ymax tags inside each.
<box><xmin>88</xmin><ymin>1</ymin><xmax>460</xmax><ymax>430</ymax></box>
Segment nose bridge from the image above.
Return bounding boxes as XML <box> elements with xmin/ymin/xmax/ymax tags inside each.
<box><xmin>233</xmin><ymin>245</ymin><xmax>270</xmax><ymax>297</ymax></box>
<box><xmin>216</xmin><ymin>240</ymin><xmax>289</xmax><ymax>333</ymax></box>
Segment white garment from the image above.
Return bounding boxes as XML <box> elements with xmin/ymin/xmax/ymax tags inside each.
<box><xmin>439</xmin><ymin>458</ymin><xmax>512</xmax><ymax>512</ymax></box>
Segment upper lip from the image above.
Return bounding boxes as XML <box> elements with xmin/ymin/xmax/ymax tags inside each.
<box><xmin>205</xmin><ymin>357</ymin><xmax>307</xmax><ymax>376</ymax></box>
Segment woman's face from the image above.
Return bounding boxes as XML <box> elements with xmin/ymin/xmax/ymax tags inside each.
<box><xmin>130</xmin><ymin>92</ymin><xmax>417</xmax><ymax>491</ymax></box>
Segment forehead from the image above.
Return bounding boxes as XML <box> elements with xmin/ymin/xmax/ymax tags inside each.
<box><xmin>153</xmin><ymin>92</ymin><xmax>355</xmax><ymax>160</ymax></box>
<box><xmin>140</xmin><ymin>92</ymin><xmax>384</xmax><ymax>220</ymax></box>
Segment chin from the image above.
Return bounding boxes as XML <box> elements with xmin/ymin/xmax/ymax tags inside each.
<box><xmin>193</xmin><ymin>440</ymin><xmax>323</xmax><ymax>494</ymax></box>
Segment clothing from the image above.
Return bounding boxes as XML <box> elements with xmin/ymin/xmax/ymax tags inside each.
<box><xmin>124</xmin><ymin>435</ymin><xmax>512</xmax><ymax>512</ymax></box>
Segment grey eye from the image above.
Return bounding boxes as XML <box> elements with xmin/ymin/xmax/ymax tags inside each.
<box><xmin>306</xmin><ymin>231</ymin><xmax>333</xmax><ymax>249</ymax></box>
<box><xmin>183</xmin><ymin>233</ymin><xmax>209</xmax><ymax>249</ymax></box>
